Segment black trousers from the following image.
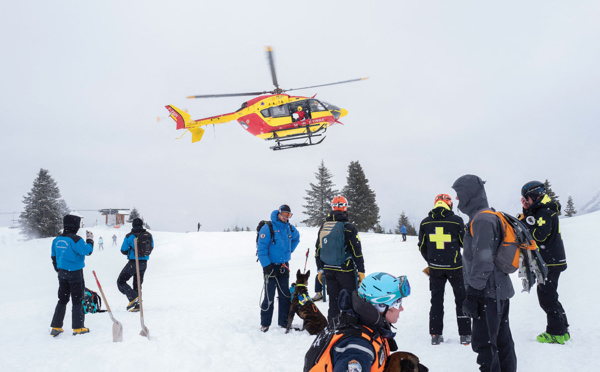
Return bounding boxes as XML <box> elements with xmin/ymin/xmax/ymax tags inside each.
<box><xmin>429</xmin><ymin>268</ymin><xmax>471</xmax><ymax>335</ymax></box>
<box><xmin>51</xmin><ymin>269</ymin><xmax>85</xmax><ymax>329</ymax></box>
<box><xmin>472</xmin><ymin>298</ymin><xmax>517</xmax><ymax>372</ymax></box>
<box><xmin>537</xmin><ymin>266</ymin><xmax>569</xmax><ymax>335</ymax></box>
<box><xmin>324</xmin><ymin>270</ymin><xmax>356</xmax><ymax>322</ymax></box>
<box><xmin>117</xmin><ymin>260</ymin><xmax>147</xmax><ymax>302</ymax></box>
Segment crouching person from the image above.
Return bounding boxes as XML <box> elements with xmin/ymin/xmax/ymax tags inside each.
<box><xmin>50</xmin><ymin>215</ymin><xmax>94</xmax><ymax>337</ymax></box>
<box><xmin>304</xmin><ymin>272</ymin><xmax>428</xmax><ymax>372</ymax></box>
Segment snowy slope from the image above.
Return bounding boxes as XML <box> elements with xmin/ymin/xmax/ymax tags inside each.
<box><xmin>0</xmin><ymin>212</ymin><xmax>598</xmax><ymax>372</ymax></box>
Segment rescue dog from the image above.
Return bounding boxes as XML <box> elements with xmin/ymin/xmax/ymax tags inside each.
<box><xmin>384</xmin><ymin>351</ymin><xmax>429</xmax><ymax>372</ymax></box>
<box><xmin>285</xmin><ymin>270</ymin><xmax>328</xmax><ymax>335</ymax></box>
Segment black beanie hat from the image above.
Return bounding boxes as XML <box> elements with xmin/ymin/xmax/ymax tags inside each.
<box><xmin>132</xmin><ymin>218</ymin><xmax>144</xmax><ymax>229</ymax></box>
<box><xmin>63</xmin><ymin>215</ymin><xmax>81</xmax><ymax>232</ymax></box>
<box><xmin>279</xmin><ymin>204</ymin><xmax>291</xmax><ymax>214</ymax></box>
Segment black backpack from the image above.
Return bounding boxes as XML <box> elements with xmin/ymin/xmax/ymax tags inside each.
<box><xmin>82</xmin><ymin>287</ymin><xmax>105</xmax><ymax>314</ymax></box>
<box><xmin>136</xmin><ymin>231</ymin><xmax>153</xmax><ymax>256</ymax></box>
<box><xmin>255</xmin><ymin>220</ymin><xmax>275</xmax><ymax>261</ymax></box>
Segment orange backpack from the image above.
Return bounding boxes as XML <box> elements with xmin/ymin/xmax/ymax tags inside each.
<box><xmin>470</xmin><ymin>210</ymin><xmax>547</xmax><ymax>291</ymax></box>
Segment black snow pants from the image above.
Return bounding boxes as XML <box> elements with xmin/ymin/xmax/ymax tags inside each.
<box><xmin>537</xmin><ymin>266</ymin><xmax>569</xmax><ymax>335</ymax></box>
<box><xmin>429</xmin><ymin>268</ymin><xmax>471</xmax><ymax>336</ymax></box>
<box><xmin>324</xmin><ymin>270</ymin><xmax>356</xmax><ymax>322</ymax></box>
<box><xmin>117</xmin><ymin>260</ymin><xmax>147</xmax><ymax>302</ymax></box>
<box><xmin>51</xmin><ymin>269</ymin><xmax>85</xmax><ymax>329</ymax></box>
<box><xmin>472</xmin><ymin>297</ymin><xmax>517</xmax><ymax>372</ymax></box>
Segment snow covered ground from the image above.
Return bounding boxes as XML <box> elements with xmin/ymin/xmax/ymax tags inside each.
<box><xmin>0</xmin><ymin>211</ymin><xmax>597</xmax><ymax>371</ymax></box>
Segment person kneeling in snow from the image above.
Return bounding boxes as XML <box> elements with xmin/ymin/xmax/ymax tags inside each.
<box><xmin>304</xmin><ymin>272</ymin><xmax>428</xmax><ymax>372</ymax></box>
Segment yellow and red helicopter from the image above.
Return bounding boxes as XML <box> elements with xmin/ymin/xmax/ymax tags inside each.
<box><xmin>165</xmin><ymin>47</ymin><xmax>367</xmax><ymax>150</ymax></box>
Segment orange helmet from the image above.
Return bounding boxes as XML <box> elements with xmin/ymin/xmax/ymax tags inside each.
<box><xmin>434</xmin><ymin>194</ymin><xmax>453</xmax><ymax>210</ymax></box>
<box><xmin>331</xmin><ymin>195</ymin><xmax>348</xmax><ymax>212</ymax></box>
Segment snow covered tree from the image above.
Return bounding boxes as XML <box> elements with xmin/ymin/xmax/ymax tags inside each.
<box><xmin>373</xmin><ymin>223</ymin><xmax>385</xmax><ymax>234</ymax></box>
<box><xmin>302</xmin><ymin>160</ymin><xmax>338</xmax><ymax>226</ymax></box>
<box><xmin>564</xmin><ymin>195</ymin><xmax>577</xmax><ymax>217</ymax></box>
<box><xmin>19</xmin><ymin>169</ymin><xmax>70</xmax><ymax>239</ymax></box>
<box><xmin>342</xmin><ymin>161</ymin><xmax>380</xmax><ymax>232</ymax></box>
<box><xmin>127</xmin><ymin>208</ymin><xmax>141</xmax><ymax>222</ymax></box>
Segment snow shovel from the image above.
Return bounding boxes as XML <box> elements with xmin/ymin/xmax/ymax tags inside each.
<box><xmin>134</xmin><ymin>238</ymin><xmax>150</xmax><ymax>339</ymax></box>
<box><xmin>92</xmin><ymin>270</ymin><xmax>123</xmax><ymax>342</ymax></box>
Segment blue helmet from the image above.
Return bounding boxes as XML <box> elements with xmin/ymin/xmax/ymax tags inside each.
<box><xmin>358</xmin><ymin>272</ymin><xmax>410</xmax><ymax>306</ymax></box>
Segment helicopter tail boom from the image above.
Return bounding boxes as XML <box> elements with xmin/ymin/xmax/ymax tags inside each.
<box><xmin>165</xmin><ymin>105</ymin><xmax>191</xmax><ymax>130</ymax></box>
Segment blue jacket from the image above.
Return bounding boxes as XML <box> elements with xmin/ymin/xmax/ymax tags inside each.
<box><xmin>257</xmin><ymin>210</ymin><xmax>300</xmax><ymax>267</ymax></box>
<box><xmin>51</xmin><ymin>232</ymin><xmax>93</xmax><ymax>271</ymax></box>
<box><xmin>121</xmin><ymin>229</ymin><xmax>153</xmax><ymax>260</ymax></box>
<box><xmin>400</xmin><ymin>225</ymin><xmax>407</xmax><ymax>234</ymax></box>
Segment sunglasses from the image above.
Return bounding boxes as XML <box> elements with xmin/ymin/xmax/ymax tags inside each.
<box><xmin>390</xmin><ymin>298</ymin><xmax>403</xmax><ymax>310</ymax></box>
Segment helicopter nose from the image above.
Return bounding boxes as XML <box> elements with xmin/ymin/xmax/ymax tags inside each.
<box><xmin>339</xmin><ymin>108</ymin><xmax>348</xmax><ymax>118</ymax></box>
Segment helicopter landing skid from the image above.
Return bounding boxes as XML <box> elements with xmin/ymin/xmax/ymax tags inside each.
<box><xmin>269</xmin><ymin>124</ymin><xmax>327</xmax><ymax>151</ymax></box>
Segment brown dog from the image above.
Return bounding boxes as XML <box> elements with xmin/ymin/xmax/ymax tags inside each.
<box><xmin>285</xmin><ymin>270</ymin><xmax>328</xmax><ymax>335</ymax></box>
<box><xmin>384</xmin><ymin>352</ymin><xmax>429</xmax><ymax>372</ymax></box>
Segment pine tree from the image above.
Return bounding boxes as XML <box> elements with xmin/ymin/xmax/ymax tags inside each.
<box><xmin>342</xmin><ymin>161</ymin><xmax>380</xmax><ymax>232</ymax></box>
<box><xmin>543</xmin><ymin>179</ymin><xmax>559</xmax><ymax>203</ymax></box>
<box><xmin>373</xmin><ymin>223</ymin><xmax>385</xmax><ymax>234</ymax></box>
<box><xmin>302</xmin><ymin>160</ymin><xmax>338</xmax><ymax>226</ymax></box>
<box><xmin>564</xmin><ymin>195</ymin><xmax>577</xmax><ymax>217</ymax></box>
<box><xmin>128</xmin><ymin>208</ymin><xmax>141</xmax><ymax>222</ymax></box>
<box><xmin>19</xmin><ymin>169</ymin><xmax>70</xmax><ymax>239</ymax></box>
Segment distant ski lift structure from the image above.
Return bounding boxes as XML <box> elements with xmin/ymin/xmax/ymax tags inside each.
<box><xmin>99</xmin><ymin>209</ymin><xmax>130</xmax><ymax>227</ymax></box>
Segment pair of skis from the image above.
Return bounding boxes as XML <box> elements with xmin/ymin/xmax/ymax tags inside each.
<box><xmin>91</xmin><ymin>238</ymin><xmax>150</xmax><ymax>342</ymax></box>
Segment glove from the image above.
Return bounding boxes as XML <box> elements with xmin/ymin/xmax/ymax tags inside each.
<box><xmin>357</xmin><ymin>272</ymin><xmax>365</xmax><ymax>287</ymax></box>
<box><xmin>317</xmin><ymin>270</ymin><xmax>324</xmax><ymax>284</ymax></box>
<box><xmin>422</xmin><ymin>267</ymin><xmax>430</xmax><ymax>276</ymax></box>
<box><xmin>86</xmin><ymin>230</ymin><xmax>94</xmax><ymax>240</ymax></box>
<box><xmin>462</xmin><ymin>286</ymin><xmax>484</xmax><ymax>319</ymax></box>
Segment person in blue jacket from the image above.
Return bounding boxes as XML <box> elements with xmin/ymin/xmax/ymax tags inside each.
<box><xmin>257</xmin><ymin>204</ymin><xmax>300</xmax><ymax>332</ymax></box>
<box><xmin>50</xmin><ymin>214</ymin><xmax>94</xmax><ymax>337</ymax></box>
<box><xmin>400</xmin><ymin>224</ymin><xmax>407</xmax><ymax>242</ymax></box>
<box><xmin>117</xmin><ymin>218</ymin><xmax>153</xmax><ymax>312</ymax></box>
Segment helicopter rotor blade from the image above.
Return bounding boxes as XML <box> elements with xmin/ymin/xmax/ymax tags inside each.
<box><xmin>283</xmin><ymin>77</ymin><xmax>369</xmax><ymax>93</ymax></box>
<box><xmin>266</xmin><ymin>46</ymin><xmax>281</xmax><ymax>93</ymax></box>
<box><xmin>187</xmin><ymin>91</ymin><xmax>270</xmax><ymax>99</ymax></box>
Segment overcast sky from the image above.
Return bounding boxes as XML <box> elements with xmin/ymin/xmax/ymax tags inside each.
<box><xmin>1</xmin><ymin>1</ymin><xmax>599</xmax><ymax>232</ymax></box>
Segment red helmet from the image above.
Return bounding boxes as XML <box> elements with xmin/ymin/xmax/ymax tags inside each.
<box><xmin>434</xmin><ymin>194</ymin><xmax>453</xmax><ymax>210</ymax></box>
<box><xmin>331</xmin><ymin>195</ymin><xmax>348</xmax><ymax>212</ymax></box>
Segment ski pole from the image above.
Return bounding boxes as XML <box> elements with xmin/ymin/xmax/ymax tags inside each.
<box><xmin>303</xmin><ymin>248</ymin><xmax>309</xmax><ymax>273</ymax></box>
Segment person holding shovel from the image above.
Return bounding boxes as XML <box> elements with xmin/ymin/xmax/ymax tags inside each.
<box><xmin>117</xmin><ymin>218</ymin><xmax>153</xmax><ymax>312</ymax></box>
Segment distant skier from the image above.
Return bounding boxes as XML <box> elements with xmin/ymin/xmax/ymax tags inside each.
<box><xmin>117</xmin><ymin>218</ymin><xmax>153</xmax><ymax>312</ymax></box>
<box><xmin>400</xmin><ymin>224</ymin><xmax>407</xmax><ymax>242</ymax></box>
<box><xmin>520</xmin><ymin>181</ymin><xmax>570</xmax><ymax>344</ymax></box>
<box><xmin>49</xmin><ymin>215</ymin><xmax>94</xmax><ymax>337</ymax></box>
<box><xmin>98</xmin><ymin>236</ymin><xmax>104</xmax><ymax>251</ymax></box>
<box><xmin>112</xmin><ymin>234</ymin><xmax>117</xmax><ymax>246</ymax></box>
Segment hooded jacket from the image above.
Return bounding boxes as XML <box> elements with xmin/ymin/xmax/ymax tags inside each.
<box><xmin>522</xmin><ymin>194</ymin><xmax>567</xmax><ymax>267</ymax></box>
<box><xmin>257</xmin><ymin>210</ymin><xmax>300</xmax><ymax>268</ymax></box>
<box><xmin>315</xmin><ymin>210</ymin><xmax>365</xmax><ymax>273</ymax></box>
<box><xmin>51</xmin><ymin>222</ymin><xmax>93</xmax><ymax>272</ymax></box>
<box><xmin>452</xmin><ymin>175</ymin><xmax>514</xmax><ymax>300</ymax></box>
<box><xmin>418</xmin><ymin>206</ymin><xmax>465</xmax><ymax>270</ymax></box>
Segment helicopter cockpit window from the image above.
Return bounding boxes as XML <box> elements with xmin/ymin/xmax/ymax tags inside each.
<box><xmin>309</xmin><ymin>99</ymin><xmax>327</xmax><ymax>112</ymax></box>
<box><xmin>271</xmin><ymin>104</ymin><xmax>290</xmax><ymax>118</ymax></box>
<box><xmin>260</xmin><ymin>108</ymin><xmax>271</xmax><ymax>117</ymax></box>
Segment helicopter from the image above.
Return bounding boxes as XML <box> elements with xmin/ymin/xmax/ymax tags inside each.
<box><xmin>165</xmin><ymin>47</ymin><xmax>367</xmax><ymax>151</ymax></box>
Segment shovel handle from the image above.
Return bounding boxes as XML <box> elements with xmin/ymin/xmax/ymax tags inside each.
<box><xmin>92</xmin><ymin>270</ymin><xmax>113</xmax><ymax>313</ymax></box>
